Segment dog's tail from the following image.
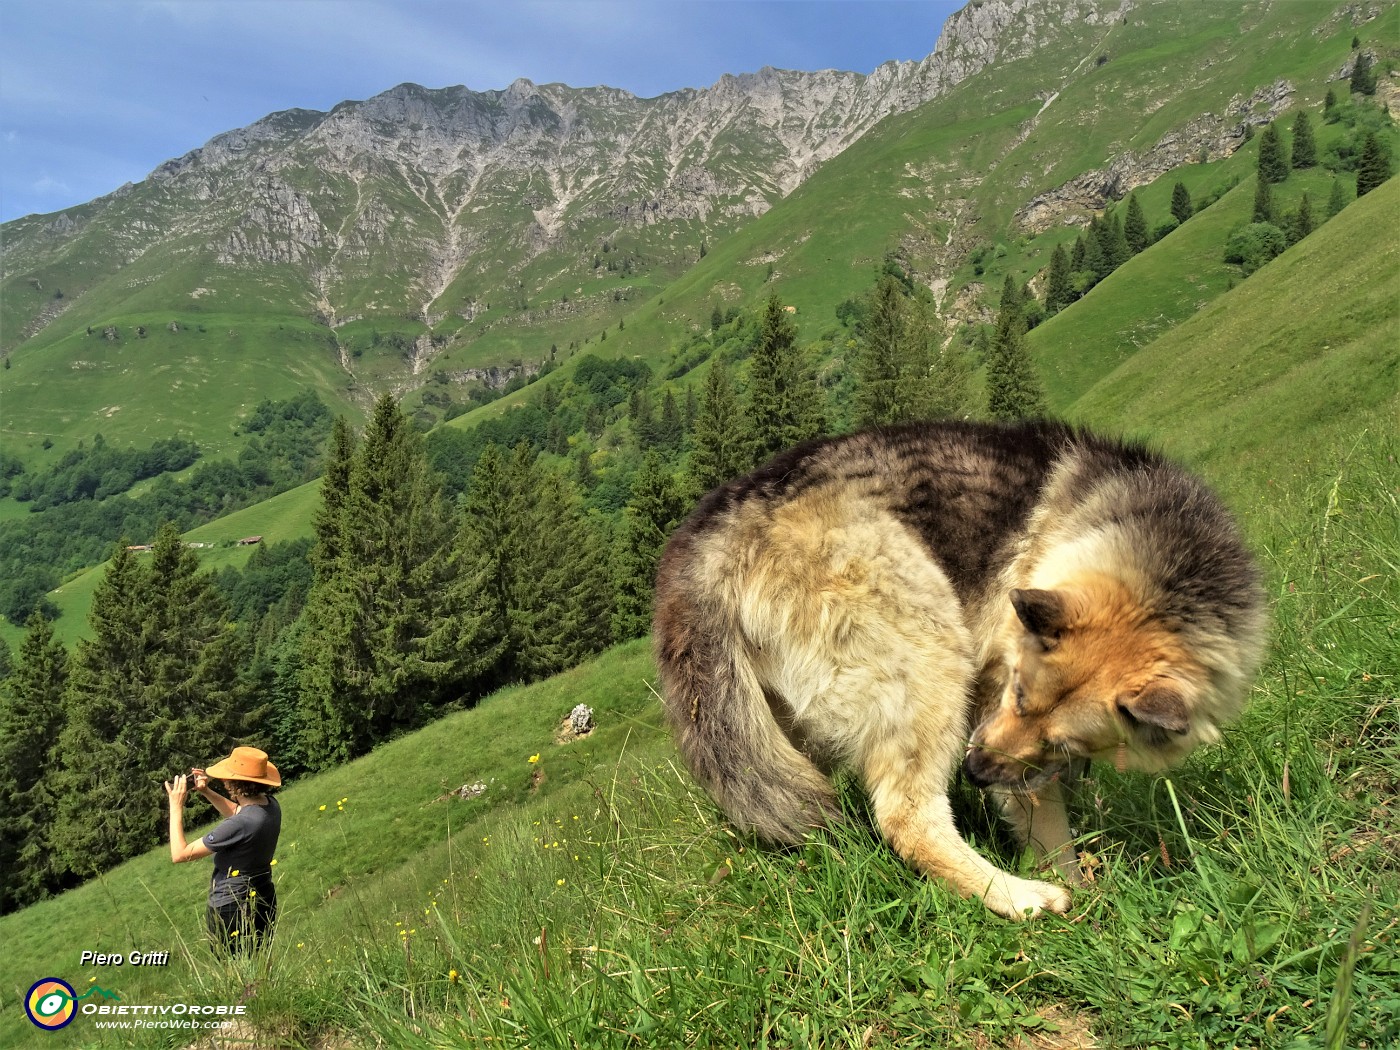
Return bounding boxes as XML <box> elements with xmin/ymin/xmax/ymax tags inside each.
<box><xmin>653</xmin><ymin>553</ymin><xmax>840</xmax><ymax>845</ymax></box>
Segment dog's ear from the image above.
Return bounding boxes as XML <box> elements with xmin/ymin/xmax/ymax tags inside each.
<box><xmin>1010</xmin><ymin>588</ymin><xmax>1068</xmax><ymax>642</ymax></box>
<box><xmin>1117</xmin><ymin>683</ymin><xmax>1190</xmax><ymax>736</ymax></box>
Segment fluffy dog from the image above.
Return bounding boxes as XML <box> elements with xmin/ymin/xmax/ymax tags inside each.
<box><xmin>653</xmin><ymin>420</ymin><xmax>1266</xmax><ymax>919</ymax></box>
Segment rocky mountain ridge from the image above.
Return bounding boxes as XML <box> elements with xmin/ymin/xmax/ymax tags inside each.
<box><xmin>7</xmin><ymin>0</ymin><xmax>1381</xmax><ymax>463</ymax></box>
<box><xmin>2</xmin><ymin>0</ymin><xmax>1117</xmax><ymax>346</ymax></box>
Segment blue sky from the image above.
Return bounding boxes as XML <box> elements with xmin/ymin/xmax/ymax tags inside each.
<box><xmin>0</xmin><ymin>0</ymin><xmax>962</xmax><ymax>223</ymax></box>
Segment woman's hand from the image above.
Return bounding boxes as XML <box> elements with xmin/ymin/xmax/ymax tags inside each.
<box><xmin>164</xmin><ymin>773</ymin><xmax>188</xmax><ymax>808</ymax></box>
<box><xmin>190</xmin><ymin>768</ymin><xmax>209</xmax><ymax>793</ymax></box>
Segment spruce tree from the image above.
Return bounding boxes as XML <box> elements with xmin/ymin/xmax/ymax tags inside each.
<box><xmin>899</xmin><ymin>292</ymin><xmax>941</xmax><ymax>419</ymax></box>
<box><xmin>629</xmin><ymin>387</ymin><xmax>659</xmax><ymax>449</ymax></box>
<box><xmin>1324</xmin><ymin>88</ymin><xmax>1338</xmax><ymax>121</ymax></box>
<box><xmin>610</xmin><ymin>452</ymin><xmax>686</xmax><ymax>641</ymax></box>
<box><xmin>1080</xmin><ymin>223</ymin><xmax>1108</xmax><ymax>286</ymax></box>
<box><xmin>299</xmin><ymin>395</ymin><xmax>492</xmax><ymax>766</ymax></box>
<box><xmin>1124</xmin><ymin>194</ymin><xmax>1149</xmax><ymax>254</ymax></box>
<box><xmin>251</xmin><ymin>613</ymin><xmax>309</xmax><ymax>778</ymax></box>
<box><xmin>554</xmin><ymin>509</ymin><xmax>616</xmax><ymax>669</ymax></box>
<box><xmin>1356</xmin><ymin>132</ymin><xmax>1392</xmax><ymax>196</ymax></box>
<box><xmin>1291</xmin><ymin>111</ymin><xmax>1317</xmax><ymax>169</ymax></box>
<box><xmin>1252</xmin><ymin>175</ymin><xmax>1277</xmax><ymax>226</ymax></box>
<box><xmin>1287</xmin><ymin>193</ymin><xmax>1315</xmax><ymax>246</ymax></box>
<box><xmin>53</xmin><ymin>545</ymin><xmax>148</xmax><ymax>877</ymax></box>
<box><xmin>573</xmin><ymin>444</ymin><xmax>597</xmax><ymax>491</ymax></box>
<box><xmin>1326</xmin><ymin>177</ymin><xmax>1350</xmax><ymax>218</ymax></box>
<box><xmin>545</xmin><ymin>416</ymin><xmax>569</xmax><ymax>457</ymax></box>
<box><xmin>459</xmin><ymin>443</ymin><xmax>514</xmax><ymax>677</ymax></box>
<box><xmin>1069</xmin><ymin>234</ymin><xmax>1088</xmax><ymax>277</ymax></box>
<box><xmin>459</xmin><ymin>441</ymin><xmax>612</xmax><ymax>688</ymax></box>
<box><xmin>1098</xmin><ymin>213</ymin><xmax>1131</xmax><ymax>272</ymax></box>
<box><xmin>924</xmin><ymin>309</ymin><xmax>974</xmax><ymax>421</ymax></box>
<box><xmin>310</xmin><ymin>416</ymin><xmax>356</xmax><ymax>580</ymax></box>
<box><xmin>657</xmin><ymin>387</ymin><xmax>684</xmax><ymax>452</ymax></box>
<box><xmin>985</xmin><ymin>277</ymin><xmax>1047</xmax><ymax>422</ymax></box>
<box><xmin>1350</xmin><ymin>52</ymin><xmax>1376</xmax><ymax>96</ymax></box>
<box><xmin>503</xmin><ymin>450</ymin><xmax>612</xmax><ymax>679</ymax></box>
<box><xmin>746</xmin><ymin>296</ymin><xmax>826</xmax><ymax>466</ymax></box>
<box><xmin>853</xmin><ymin>274</ymin><xmax>936</xmax><ymax>428</ymax></box>
<box><xmin>854</xmin><ymin>273</ymin><xmax>907</xmax><ymax>428</ymax></box>
<box><xmin>1044</xmin><ymin>242</ymin><xmax>1074</xmax><ymax>314</ymax></box>
<box><xmin>0</xmin><ymin>612</ymin><xmax>68</xmax><ymax>912</ymax></box>
<box><xmin>1171</xmin><ymin>182</ymin><xmax>1194</xmax><ymax>225</ymax></box>
<box><xmin>54</xmin><ymin>531</ymin><xmax>241</xmax><ymax>878</ymax></box>
<box><xmin>143</xmin><ymin>522</ymin><xmax>244</xmax><ymax>755</ymax></box>
<box><xmin>683</xmin><ymin>384</ymin><xmax>699</xmax><ymax>433</ymax></box>
<box><xmin>1257</xmin><ymin>123</ymin><xmax>1290</xmax><ymax>184</ymax></box>
<box><xmin>689</xmin><ymin>359</ymin><xmax>748</xmax><ymax>496</ymax></box>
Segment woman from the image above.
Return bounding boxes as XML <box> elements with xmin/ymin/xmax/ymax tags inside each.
<box><xmin>165</xmin><ymin>746</ymin><xmax>282</xmax><ymax>954</ymax></box>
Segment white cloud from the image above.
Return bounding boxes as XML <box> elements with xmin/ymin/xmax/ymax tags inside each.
<box><xmin>31</xmin><ymin>174</ymin><xmax>73</xmax><ymax>196</ymax></box>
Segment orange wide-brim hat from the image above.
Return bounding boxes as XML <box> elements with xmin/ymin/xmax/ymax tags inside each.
<box><xmin>206</xmin><ymin>746</ymin><xmax>282</xmax><ymax>787</ymax></box>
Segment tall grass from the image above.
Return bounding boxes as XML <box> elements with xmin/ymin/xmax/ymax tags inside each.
<box><xmin>193</xmin><ymin>439</ymin><xmax>1392</xmax><ymax>1050</ymax></box>
<box><xmin>3</xmin><ymin>442</ymin><xmax>1393</xmax><ymax>1048</ymax></box>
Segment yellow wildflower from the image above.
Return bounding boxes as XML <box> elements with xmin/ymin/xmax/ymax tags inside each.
<box><xmin>528</xmin><ymin>754</ymin><xmax>540</xmax><ymax>764</ymax></box>
<box><xmin>449</xmin><ymin>969</ymin><xmax>459</xmax><ymax>983</ymax></box>
<box><xmin>318</xmin><ymin>805</ymin><xmax>326</xmax><ymax>811</ymax></box>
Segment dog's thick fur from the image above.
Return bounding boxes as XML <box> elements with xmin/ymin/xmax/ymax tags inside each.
<box><xmin>653</xmin><ymin>420</ymin><xmax>1266</xmax><ymax>919</ymax></box>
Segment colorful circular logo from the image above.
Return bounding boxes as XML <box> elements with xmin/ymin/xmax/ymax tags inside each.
<box><xmin>25</xmin><ymin>978</ymin><xmax>77</xmax><ymax>1030</ymax></box>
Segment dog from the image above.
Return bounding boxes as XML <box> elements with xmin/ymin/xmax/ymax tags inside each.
<box><xmin>653</xmin><ymin>420</ymin><xmax>1266</xmax><ymax>919</ymax></box>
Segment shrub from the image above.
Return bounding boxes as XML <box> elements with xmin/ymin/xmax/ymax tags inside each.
<box><xmin>1223</xmin><ymin>222</ymin><xmax>1287</xmax><ymax>275</ymax></box>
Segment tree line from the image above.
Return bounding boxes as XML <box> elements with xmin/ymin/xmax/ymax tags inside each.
<box><xmin>9</xmin><ymin>76</ymin><xmax>1387</xmax><ymax>905</ymax></box>
<box><xmin>0</xmin><ymin>280</ymin><xmax>1022</xmax><ymax>913</ymax></box>
<box><xmin>0</xmin><ymin>392</ymin><xmax>332</xmax><ymax>625</ymax></box>
<box><xmin>5</xmin><ymin>52</ymin><xmax>1392</xmax><ymax>913</ymax></box>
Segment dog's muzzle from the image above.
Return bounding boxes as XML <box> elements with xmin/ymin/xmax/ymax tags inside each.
<box><xmin>963</xmin><ymin>744</ymin><xmax>1067</xmax><ymax>790</ymax></box>
<box><xmin>962</xmin><ymin>746</ymin><xmax>1001</xmax><ymax>789</ymax></box>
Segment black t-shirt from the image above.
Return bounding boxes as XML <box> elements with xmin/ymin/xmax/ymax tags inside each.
<box><xmin>202</xmin><ymin>796</ymin><xmax>281</xmax><ymax>907</ymax></box>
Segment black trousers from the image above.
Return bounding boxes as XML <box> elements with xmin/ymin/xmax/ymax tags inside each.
<box><xmin>206</xmin><ymin>882</ymin><xmax>277</xmax><ymax>955</ymax></box>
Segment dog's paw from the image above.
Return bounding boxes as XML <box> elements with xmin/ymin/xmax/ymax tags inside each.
<box><xmin>985</xmin><ymin>875</ymin><xmax>1072</xmax><ymax>920</ymax></box>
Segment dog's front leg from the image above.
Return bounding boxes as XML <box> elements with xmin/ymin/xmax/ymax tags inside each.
<box><xmin>863</xmin><ymin>736</ymin><xmax>1072</xmax><ymax>920</ymax></box>
<box><xmin>992</xmin><ymin>780</ymin><xmax>1083</xmax><ymax>888</ymax></box>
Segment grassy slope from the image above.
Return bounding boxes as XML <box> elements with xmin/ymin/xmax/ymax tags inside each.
<box><xmin>2</xmin><ymin>175</ymin><xmax>1397</xmax><ymax>1047</ymax></box>
<box><xmin>2</xmin><ymin>481</ymin><xmax>324</xmax><ymax>651</ymax></box>
<box><xmin>0</xmin><ymin>317</ymin><xmax>356</xmax><ymax>468</ymax></box>
<box><xmin>1065</xmin><ymin>177</ymin><xmax>1400</xmax><ymax>503</ymax></box>
<box><xmin>0</xmin><ymin>641</ymin><xmax>667</xmax><ymax>1047</ymax></box>
<box><xmin>6</xmin><ymin>0</ymin><xmax>1374</xmax><ymax>466</ymax></box>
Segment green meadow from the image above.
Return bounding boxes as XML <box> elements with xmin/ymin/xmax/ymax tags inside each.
<box><xmin>3</xmin><ymin>5</ymin><xmax>1398</xmax><ymax>1045</ymax></box>
<box><xmin>2</xmin><ymin>175</ymin><xmax>1396</xmax><ymax>1050</ymax></box>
